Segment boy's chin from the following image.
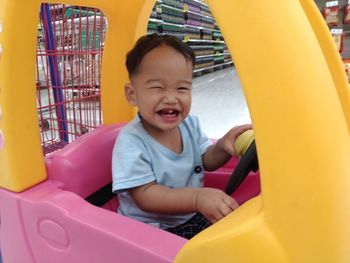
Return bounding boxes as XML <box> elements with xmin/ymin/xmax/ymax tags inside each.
<box><xmin>156</xmin><ymin>121</ymin><xmax>181</xmax><ymax>131</ymax></box>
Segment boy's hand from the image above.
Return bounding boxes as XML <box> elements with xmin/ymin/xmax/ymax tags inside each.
<box><xmin>202</xmin><ymin>124</ymin><xmax>252</xmax><ymax>171</ymax></box>
<box><xmin>195</xmin><ymin>187</ymin><xmax>239</xmax><ymax>223</ymax></box>
<box><xmin>218</xmin><ymin>124</ymin><xmax>252</xmax><ymax>156</ymax></box>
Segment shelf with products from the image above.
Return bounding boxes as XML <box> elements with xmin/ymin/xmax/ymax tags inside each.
<box><xmin>148</xmin><ymin>18</ymin><xmax>220</xmax><ymax>33</ymax></box>
<box><xmin>148</xmin><ymin>0</ymin><xmax>233</xmax><ymax>76</ymax></box>
<box><xmin>161</xmin><ymin>0</ymin><xmax>183</xmax><ymax>10</ymax></box>
<box><xmin>161</xmin><ymin>4</ymin><xmax>185</xmax><ymax>24</ymax></box>
<box><xmin>186</xmin><ymin>9</ymin><xmax>212</xmax><ymax>19</ymax></box>
<box><xmin>187</xmin><ymin>41</ymin><xmax>229</xmax><ymax>57</ymax></box>
<box><xmin>192</xmin><ymin>49</ymin><xmax>232</xmax><ymax>74</ymax></box>
<box><xmin>195</xmin><ymin>52</ymin><xmax>231</xmax><ymax>59</ymax></box>
<box><xmin>196</xmin><ymin>54</ymin><xmax>216</xmax><ymax>59</ymax></box>
<box><xmin>161</xmin><ymin>3</ymin><xmax>184</xmax><ymax>13</ymax></box>
<box><xmin>191</xmin><ymin>0</ymin><xmax>209</xmax><ymax>7</ymax></box>
<box><xmin>184</xmin><ymin>39</ymin><xmax>225</xmax><ymax>43</ymax></box>
<box><xmin>314</xmin><ymin>0</ymin><xmax>350</xmax><ymax>82</ymax></box>
<box><xmin>193</xmin><ymin>61</ymin><xmax>233</xmax><ymax>74</ymax></box>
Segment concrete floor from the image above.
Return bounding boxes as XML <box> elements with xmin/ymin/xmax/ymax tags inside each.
<box><xmin>191</xmin><ymin>66</ymin><xmax>251</xmax><ymax>139</ymax></box>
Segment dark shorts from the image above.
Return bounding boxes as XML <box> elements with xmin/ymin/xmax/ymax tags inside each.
<box><xmin>165</xmin><ymin>213</ymin><xmax>211</xmax><ymax>239</ymax></box>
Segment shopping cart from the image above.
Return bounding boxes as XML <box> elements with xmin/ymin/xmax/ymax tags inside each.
<box><xmin>36</xmin><ymin>4</ymin><xmax>106</xmax><ymax>154</ymax></box>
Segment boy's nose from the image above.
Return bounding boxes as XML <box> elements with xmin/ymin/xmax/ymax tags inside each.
<box><xmin>163</xmin><ymin>91</ymin><xmax>177</xmax><ymax>103</ymax></box>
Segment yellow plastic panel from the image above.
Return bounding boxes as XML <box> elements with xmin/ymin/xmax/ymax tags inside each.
<box><xmin>0</xmin><ymin>0</ymin><xmax>47</xmax><ymax>191</ymax></box>
<box><xmin>175</xmin><ymin>0</ymin><xmax>350</xmax><ymax>262</ymax></box>
<box><xmin>300</xmin><ymin>0</ymin><xmax>350</xmax><ymax>132</ymax></box>
<box><xmin>0</xmin><ymin>0</ymin><xmax>155</xmax><ymax>191</ymax></box>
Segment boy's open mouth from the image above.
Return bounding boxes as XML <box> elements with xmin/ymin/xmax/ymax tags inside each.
<box><xmin>157</xmin><ymin>109</ymin><xmax>180</xmax><ymax>118</ymax></box>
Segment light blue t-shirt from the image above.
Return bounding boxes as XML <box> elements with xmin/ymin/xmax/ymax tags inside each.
<box><xmin>112</xmin><ymin>114</ymin><xmax>212</xmax><ymax>229</ymax></box>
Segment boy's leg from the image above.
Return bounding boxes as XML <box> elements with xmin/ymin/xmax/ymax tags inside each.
<box><xmin>165</xmin><ymin>213</ymin><xmax>211</xmax><ymax>239</ymax></box>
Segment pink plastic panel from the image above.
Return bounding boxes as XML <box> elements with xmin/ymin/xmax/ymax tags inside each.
<box><xmin>0</xmin><ymin>182</ymin><xmax>186</xmax><ymax>263</ymax></box>
<box><xmin>0</xmin><ymin>131</ymin><xmax>260</xmax><ymax>263</ymax></box>
<box><xmin>204</xmin><ymin>157</ymin><xmax>261</xmax><ymax>205</ymax></box>
<box><xmin>45</xmin><ymin>124</ymin><xmax>125</xmax><ymax>198</ymax></box>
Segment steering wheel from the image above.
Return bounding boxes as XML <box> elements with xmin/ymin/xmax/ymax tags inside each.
<box><xmin>225</xmin><ymin>131</ymin><xmax>259</xmax><ymax>195</ymax></box>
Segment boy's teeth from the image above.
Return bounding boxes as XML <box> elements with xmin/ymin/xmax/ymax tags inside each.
<box><xmin>159</xmin><ymin>109</ymin><xmax>175</xmax><ymax>114</ymax></box>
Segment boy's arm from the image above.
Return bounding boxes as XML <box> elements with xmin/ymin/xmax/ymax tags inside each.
<box><xmin>130</xmin><ymin>182</ymin><xmax>239</xmax><ymax>223</ymax></box>
<box><xmin>202</xmin><ymin>124</ymin><xmax>252</xmax><ymax>171</ymax></box>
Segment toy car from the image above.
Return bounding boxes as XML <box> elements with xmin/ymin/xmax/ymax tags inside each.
<box><xmin>1</xmin><ymin>0</ymin><xmax>350</xmax><ymax>262</ymax></box>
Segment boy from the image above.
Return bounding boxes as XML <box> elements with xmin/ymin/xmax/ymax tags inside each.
<box><xmin>112</xmin><ymin>34</ymin><xmax>251</xmax><ymax>239</ymax></box>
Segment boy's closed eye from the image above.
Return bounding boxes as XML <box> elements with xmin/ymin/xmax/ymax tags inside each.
<box><xmin>177</xmin><ymin>86</ymin><xmax>191</xmax><ymax>92</ymax></box>
<box><xmin>149</xmin><ymin>86</ymin><xmax>163</xmax><ymax>90</ymax></box>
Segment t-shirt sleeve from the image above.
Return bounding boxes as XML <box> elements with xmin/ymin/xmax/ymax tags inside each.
<box><xmin>112</xmin><ymin>132</ymin><xmax>155</xmax><ymax>193</ymax></box>
<box><xmin>189</xmin><ymin>115</ymin><xmax>213</xmax><ymax>155</ymax></box>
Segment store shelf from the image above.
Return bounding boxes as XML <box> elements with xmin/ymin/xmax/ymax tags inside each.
<box><xmin>196</xmin><ymin>52</ymin><xmax>230</xmax><ymax>59</ymax></box>
<box><xmin>196</xmin><ymin>54</ymin><xmax>215</xmax><ymax>59</ymax></box>
<box><xmin>148</xmin><ymin>0</ymin><xmax>234</xmax><ymax>77</ymax></box>
<box><xmin>186</xmin><ymin>39</ymin><xmax>225</xmax><ymax>43</ymax></box>
<box><xmin>191</xmin><ymin>0</ymin><xmax>208</xmax><ymax>7</ymax></box>
<box><xmin>149</xmin><ymin>18</ymin><xmax>163</xmax><ymax>23</ymax></box>
<box><xmin>186</xmin><ymin>10</ymin><xmax>212</xmax><ymax>19</ymax></box>
<box><xmin>161</xmin><ymin>3</ymin><xmax>184</xmax><ymax>13</ymax></box>
<box><xmin>149</xmin><ymin>18</ymin><xmax>220</xmax><ymax>32</ymax></box>
<box><xmin>184</xmin><ymin>23</ymin><xmax>219</xmax><ymax>32</ymax></box>
<box><xmin>193</xmin><ymin>61</ymin><xmax>233</xmax><ymax>73</ymax></box>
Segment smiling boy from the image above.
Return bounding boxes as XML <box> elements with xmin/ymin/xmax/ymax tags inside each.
<box><xmin>112</xmin><ymin>34</ymin><xmax>251</xmax><ymax>239</ymax></box>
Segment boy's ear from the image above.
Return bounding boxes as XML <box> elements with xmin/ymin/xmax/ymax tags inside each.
<box><xmin>124</xmin><ymin>83</ymin><xmax>137</xmax><ymax>106</ymax></box>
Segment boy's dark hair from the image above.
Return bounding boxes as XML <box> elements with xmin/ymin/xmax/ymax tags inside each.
<box><xmin>126</xmin><ymin>33</ymin><xmax>195</xmax><ymax>77</ymax></box>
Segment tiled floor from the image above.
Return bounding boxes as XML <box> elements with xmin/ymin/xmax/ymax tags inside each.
<box><xmin>191</xmin><ymin>66</ymin><xmax>251</xmax><ymax>139</ymax></box>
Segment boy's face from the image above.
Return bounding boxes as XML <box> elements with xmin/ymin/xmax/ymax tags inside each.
<box><xmin>125</xmin><ymin>45</ymin><xmax>193</xmax><ymax>135</ymax></box>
